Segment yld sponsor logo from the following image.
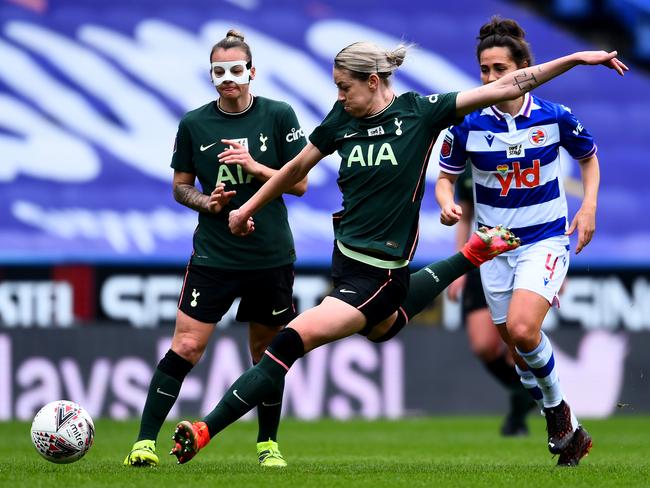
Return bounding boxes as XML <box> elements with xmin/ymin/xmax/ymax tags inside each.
<box><xmin>495</xmin><ymin>159</ymin><xmax>540</xmax><ymax>196</ymax></box>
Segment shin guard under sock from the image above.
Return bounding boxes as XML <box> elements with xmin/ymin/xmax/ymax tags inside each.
<box><xmin>137</xmin><ymin>349</ymin><xmax>193</xmax><ymax>441</ymax></box>
<box><xmin>253</xmin><ymin>358</ymin><xmax>284</xmax><ymax>443</ymax></box>
<box><xmin>204</xmin><ymin>328</ymin><xmax>304</xmax><ymax>437</ymax></box>
<box><xmin>402</xmin><ymin>253</ymin><xmax>475</xmax><ymax>318</ymax></box>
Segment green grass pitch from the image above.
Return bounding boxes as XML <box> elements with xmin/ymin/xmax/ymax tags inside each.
<box><xmin>1</xmin><ymin>416</ymin><xmax>648</xmax><ymax>487</ymax></box>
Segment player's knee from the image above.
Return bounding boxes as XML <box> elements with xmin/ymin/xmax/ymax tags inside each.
<box><xmin>170</xmin><ymin>337</ymin><xmax>206</xmax><ymax>364</ymax></box>
<box><xmin>365</xmin><ymin>317</ymin><xmax>393</xmax><ymax>341</ymax></box>
<box><xmin>368</xmin><ymin>309</ymin><xmax>408</xmax><ymax>343</ymax></box>
<box><xmin>507</xmin><ymin>319</ymin><xmax>535</xmax><ymax>347</ymax></box>
<box><xmin>469</xmin><ymin>341</ymin><xmax>500</xmax><ymax>361</ymax></box>
<box><xmin>468</xmin><ymin>334</ymin><xmax>504</xmax><ymax>361</ymax></box>
<box><xmin>267</xmin><ymin>327</ymin><xmax>305</xmax><ymax>365</ymax></box>
<box><xmin>249</xmin><ymin>325</ymin><xmax>284</xmax><ymax>363</ymax></box>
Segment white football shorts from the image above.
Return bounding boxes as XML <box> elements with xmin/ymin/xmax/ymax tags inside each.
<box><xmin>479</xmin><ymin>235</ymin><xmax>570</xmax><ymax>324</ymax></box>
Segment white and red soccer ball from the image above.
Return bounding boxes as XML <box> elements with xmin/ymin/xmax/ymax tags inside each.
<box><xmin>30</xmin><ymin>400</ymin><xmax>95</xmax><ymax>464</ymax></box>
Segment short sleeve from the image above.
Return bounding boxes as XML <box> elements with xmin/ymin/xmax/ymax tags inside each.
<box><xmin>278</xmin><ymin>104</ymin><xmax>307</xmax><ymax>162</ymax></box>
<box><xmin>558</xmin><ymin>105</ymin><xmax>596</xmax><ymax>160</ymax></box>
<box><xmin>170</xmin><ymin>119</ymin><xmax>194</xmax><ymax>172</ymax></box>
<box><xmin>309</xmin><ymin>101</ymin><xmax>345</xmax><ymax>156</ymax></box>
<box><xmin>438</xmin><ymin>125</ymin><xmax>468</xmax><ymax>175</ymax></box>
<box><xmin>412</xmin><ymin>92</ymin><xmax>459</xmax><ymax>130</ymax></box>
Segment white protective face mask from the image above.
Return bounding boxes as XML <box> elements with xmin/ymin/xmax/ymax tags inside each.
<box><xmin>210</xmin><ymin>60</ymin><xmax>251</xmax><ymax>87</ymax></box>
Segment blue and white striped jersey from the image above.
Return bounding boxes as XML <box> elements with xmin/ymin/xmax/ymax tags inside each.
<box><xmin>438</xmin><ymin>93</ymin><xmax>596</xmax><ymax>246</ymax></box>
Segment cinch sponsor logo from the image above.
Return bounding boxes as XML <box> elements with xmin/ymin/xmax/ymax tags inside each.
<box><xmin>495</xmin><ymin>160</ymin><xmax>540</xmax><ymax>196</ymax></box>
<box><xmin>285</xmin><ymin>127</ymin><xmax>304</xmax><ymax>142</ymax></box>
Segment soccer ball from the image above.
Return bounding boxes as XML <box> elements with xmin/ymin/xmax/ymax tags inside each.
<box><xmin>30</xmin><ymin>400</ymin><xmax>95</xmax><ymax>464</ymax></box>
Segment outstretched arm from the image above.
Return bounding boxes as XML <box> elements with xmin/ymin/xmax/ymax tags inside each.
<box><xmin>229</xmin><ymin>143</ymin><xmax>324</xmax><ymax>235</ymax></box>
<box><xmin>456</xmin><ymin>51</ymin><xmax>628</xmax><ymax>117</ymax></box>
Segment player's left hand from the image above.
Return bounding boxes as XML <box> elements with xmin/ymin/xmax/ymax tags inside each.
<box><xmin>576</xmin><ymin>50</ymin><xmax>629</xmax><ymax>76</ymax></box>
<box><xmin>219</xmin><ymin>139</ymin><xmax>262</xmax><ymax>176</ymax></box>
<box><xmin>565</xmin><ymin>204</ymin><xmax>596</xmax><ymax>254</ymax></box>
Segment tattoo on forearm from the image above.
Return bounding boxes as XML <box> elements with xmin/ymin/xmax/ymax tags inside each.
<box><xmin>512</xmin><ymin>70</ymin><xmax>538</xmax><ymax>92</ymax></box>
<box><xmin>173</xmin><ymin>183</ymin><xmax>207</xmax><ymax>212</ymax></box>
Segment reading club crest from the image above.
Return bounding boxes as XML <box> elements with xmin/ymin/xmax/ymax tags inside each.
<box><xmin>528</xmin><ymin>127</ymin><xmax>547</xmax><ymax>146</ymax></box>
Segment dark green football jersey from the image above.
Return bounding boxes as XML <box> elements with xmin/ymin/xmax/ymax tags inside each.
<box><xmin>309</xmin><ymin>91</ymin><xmax>458</xmax><ymax>260</ymax></box>
<box><xmin>171</xmin><ymin>96</ymin><xmax>306</xmax><ymax>269</ymax></box>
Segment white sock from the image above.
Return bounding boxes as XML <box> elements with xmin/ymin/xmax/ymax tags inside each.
<box><xmin>515</xmin><ymin>364</ymin><xmax>544</xmax><ymax>410</ymax></box>
<box><xmin>516</xmin><ymin>331</ymin><xmax>563</xmax><ymax>408</ymax></box>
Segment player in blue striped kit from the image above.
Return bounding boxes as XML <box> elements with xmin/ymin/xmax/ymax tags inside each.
<box><xmin>436</xmin><ymin>16</ymin><xmax>602</xmax><ymax>466</ymax></box>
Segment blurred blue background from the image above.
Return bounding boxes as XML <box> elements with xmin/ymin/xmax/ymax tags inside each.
<box><xmin>1</xmin><ymin>0</ymin><xmax>649</xmax><ymax>268</ymax></box>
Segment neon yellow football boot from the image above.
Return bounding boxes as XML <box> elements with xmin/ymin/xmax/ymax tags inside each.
<box><xmin>257</xmin><ymin>440</ymin><xmax>287</xmax><ymax>468</ymax></box>
<box><xmin>123</xmin><ymin>439</ymin><xmax>159</xmax><ymax>467</ymax></box>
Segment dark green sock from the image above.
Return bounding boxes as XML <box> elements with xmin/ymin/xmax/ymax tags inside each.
<box><xmin>204</xmin><ymin>354</ymin><xmax>288</xmax><ymax>436</ymax></box>
<box><xmin>256</xmin><ymin>376</ymin><xmax>284</xmax><ymax>443</ymax></box>
<box><xmin>137</xmin><ymin>369</ymin><xmax>182</xmax><ymax>441</ymax></box>
<box><xmin>403</xmin><ymin>252</ymin><xmax>475</xmax><ymax>318</ymax></box>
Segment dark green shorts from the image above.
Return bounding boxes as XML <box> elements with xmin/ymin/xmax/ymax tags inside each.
<box><xmin>178</xmin><ymin>263</ymin><xmax>297</xmax><ymax>326</ymax></box>
<box><xmin>329</xmin><ymin>245</ymin><xmax>409</xmax><ymax>330</ymax></box>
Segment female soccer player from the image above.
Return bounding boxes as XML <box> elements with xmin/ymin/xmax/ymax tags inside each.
<box><xmin>123</xmin><ymin>29</ymin><xmax>307</xmax><ymax>468</ymax></box>
<box><xmin>170</xmin><ymin>36</ymin><xmax>626</xmax><ymax>466</ymax></box>
<box><xmin>436</xmin><ymin>16</ymin><xmax>607</xmax><ymax>466</ymax></box>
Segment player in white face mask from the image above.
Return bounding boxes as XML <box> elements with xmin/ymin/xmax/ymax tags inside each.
<box><xmin>123</xmin><ymin>28</ymin><xmax>308</xmax><ymax>469</ymax></box>
<box><xmin>210</xmin><ymin>59</ymin><xmax>252</xmax><ymax>87</ymax></box>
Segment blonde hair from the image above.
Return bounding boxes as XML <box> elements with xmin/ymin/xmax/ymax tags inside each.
<box><xmin>334</xmin><ymin>41</ymin><xmax>411</xmax><ymax>80</ymax></box>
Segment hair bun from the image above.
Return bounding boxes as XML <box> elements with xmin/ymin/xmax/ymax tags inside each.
<box><xmin>386</xmin><ymin>45</ymin><xmax>408</xmax><ymax>68</ymax></box>
<box><xmin>226</xmin><ymin>29</ymin><xmax>245</xmax><ymax>42</ymax></box>
<box><xmin>478</xmin><ymin>16</ymin><xmax>526</xmax><ymax>41</ymax></box>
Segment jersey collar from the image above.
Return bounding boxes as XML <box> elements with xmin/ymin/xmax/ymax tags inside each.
<box><xmin>364</xmin><ymin>95</ymin><xmax>396</xmax><ymax>119</ymax></box>
<box><xmin>215</xmin><ymin>94</ymin><xmax>255</xmax><ymax>117</ymax></box>
<box><xmin>486</xmin><ymin>92</ymin><xmax>533</xmax><ymax>120</ymax></box>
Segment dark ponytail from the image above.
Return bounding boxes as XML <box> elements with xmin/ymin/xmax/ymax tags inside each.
<box><xmin>476</xmin><ymin>16</ymin><xmax>533</xmax><ymax>68</ymax></box>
